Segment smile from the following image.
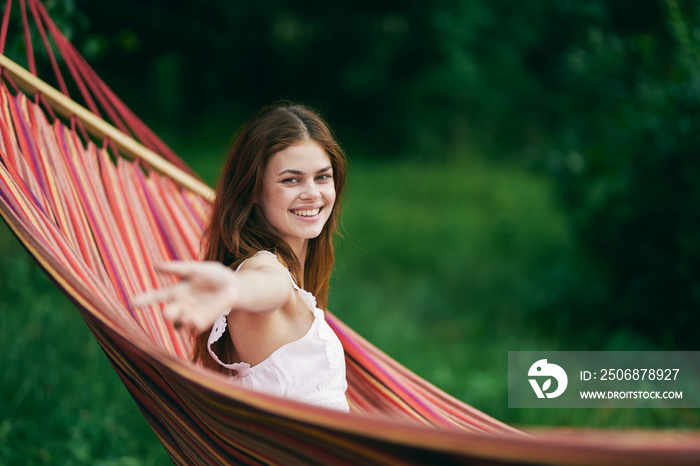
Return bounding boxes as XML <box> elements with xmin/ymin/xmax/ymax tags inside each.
<box><xmin>290</xmin><ymin>207</ymin><xmax>322</xmax><ymax>217</ymax></box>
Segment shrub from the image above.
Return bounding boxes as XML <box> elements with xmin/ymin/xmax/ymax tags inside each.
<box><xmin>544</xmin><ymin>0</ymin><xmax>700</xmax><ymax>349</ymax></box>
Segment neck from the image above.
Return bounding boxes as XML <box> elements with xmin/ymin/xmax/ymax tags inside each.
<box><xmin>289</xmin><ymin>238</ymin><xmax>308</xmax><ymax>273</ymax></box>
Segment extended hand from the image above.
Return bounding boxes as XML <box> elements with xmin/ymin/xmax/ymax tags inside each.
<box><xmin>131</xmin><ymin>261</ymin><xmax>237</xmax><ymax>332</ymax></box>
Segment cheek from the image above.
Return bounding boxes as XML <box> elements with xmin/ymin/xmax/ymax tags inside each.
<box><xmin>259</xmin><ymin>190</ymin><xmax>284</xmax><ymax>221</ymax></box>
<box><xmin>264</xmin><ymin>187</ymin><xmax>291</xmax><ymax>208</ymax></box>
<box><xmin>324</xmin><ymin>186</ymin><xmax>337</xmax><ymax>207</ymax></box>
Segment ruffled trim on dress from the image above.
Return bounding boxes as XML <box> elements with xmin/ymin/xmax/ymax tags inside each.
<box><xmin>207</xmin><ymin>310</ymin><xmax>252</xmax><ymax>375</ymax></box>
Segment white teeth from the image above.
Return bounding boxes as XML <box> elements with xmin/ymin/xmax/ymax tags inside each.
<box><xmin>292</xmin><ymin>208</ymin><xmax>320</xmax><ymax>217</ymax></box>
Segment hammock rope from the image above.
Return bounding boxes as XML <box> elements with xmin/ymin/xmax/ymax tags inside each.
<box><xmin>2</xmin><ymin>1</ymin><xmax>700</xmax><ymax>464</ymax></box>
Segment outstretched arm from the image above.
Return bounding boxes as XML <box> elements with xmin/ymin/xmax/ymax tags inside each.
<box><xmin>131</xmin><ymin>255</ymin><xmax>294</xmax><ymax>332</ymax></box>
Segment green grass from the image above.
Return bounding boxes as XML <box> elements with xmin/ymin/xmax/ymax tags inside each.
<box><xmin>330</xmin><ymin>157</ymin><xmax>568</xmax><ymax>421</ymax></box>
<box><xmin>329</xmin><ymin>157</ymin><xmax>699</xmax><ymax>429</ymax></box>
<box><xmin>1</xmin><ymin>155</ymin><xmax>697</xmax><ymax>464</ymax></box>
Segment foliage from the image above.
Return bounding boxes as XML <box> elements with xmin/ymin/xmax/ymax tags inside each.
<box><xmin>541</xmin><ymin>0</ymin><xmax>700</xmax><ymax>348</ymax></box>
<box><xmin>13</xmin><ymin>0</ymin><xmax>669</xmax><ymax>162</ymax></box>
<box><xmin>56</xmin><ymin>0</ymin><xmax>609</xmax><ymax>158</ymax></box>
<box><xmin>1</xmin><ymin>0</ymin><xmax>88</xmax><ymax>73</ymax></box>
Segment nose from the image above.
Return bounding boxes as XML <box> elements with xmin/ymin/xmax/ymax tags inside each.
<box><xmin>300</xmin><ymin>179</ymin><xmax>320</xmax><ymax>200</ymax></box>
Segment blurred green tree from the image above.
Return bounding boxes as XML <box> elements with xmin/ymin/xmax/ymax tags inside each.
<box><xmin>66</xmin><ymin>0</ymin><xmax>603</xmax><ymax>157</ymax></box>
<box><xmin>543</xmin><ymin>0</ymin><xmax>700</xmax><ymax>349</ymax></box>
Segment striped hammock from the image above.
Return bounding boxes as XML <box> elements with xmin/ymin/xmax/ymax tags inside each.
<box><xmin>1</xmin><ymin>1</ymin><xmax>699</xmax><ymax>464</ymax></box>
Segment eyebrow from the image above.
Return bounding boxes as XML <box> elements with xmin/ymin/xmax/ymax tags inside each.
<box><xmin>277</xmin><ymin>166</ymin><xmax>333</xmax><ymax>176</ymax></box>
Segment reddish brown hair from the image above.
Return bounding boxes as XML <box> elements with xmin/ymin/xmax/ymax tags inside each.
<box><xmin>192</xmin><ymin>102</ymin><xmax>347</xmax><ymax>371</ymax></box>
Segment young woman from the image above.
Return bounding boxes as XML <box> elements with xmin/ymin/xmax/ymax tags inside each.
<box><xmin>133</xmin><ymin>102</ymin><xmax>349</xmax><ymax>412</ymax></box>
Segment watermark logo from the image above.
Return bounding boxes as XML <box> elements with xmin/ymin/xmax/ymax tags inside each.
<box><xmin>528</xmin><ymin>359</ymin><xmax>568</xmax><ymax>398</ymax></box>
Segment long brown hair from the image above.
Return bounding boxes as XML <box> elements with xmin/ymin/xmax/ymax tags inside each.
<box><xmin>192</xmin><ymin>102</ymin><xmax>347</xmax><ymax>371</ymax></box>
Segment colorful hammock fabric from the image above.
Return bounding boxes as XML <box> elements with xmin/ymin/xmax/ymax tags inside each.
<box><xmin>1</xmin><ymin>1</ymin><xmax>700</xmax><ymax>464</ymax></box>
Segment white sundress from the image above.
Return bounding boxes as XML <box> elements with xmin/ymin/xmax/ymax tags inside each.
<box><xmin>207</xmin><ymin>251</ymin><xmax>349</xmax><ymax>412</ymax></box>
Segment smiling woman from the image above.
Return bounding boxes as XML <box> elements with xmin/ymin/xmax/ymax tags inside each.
<box><xmin>132</xmin><ymin>102</ymin><xmax>350</xmax><ymax>412</ymax></box>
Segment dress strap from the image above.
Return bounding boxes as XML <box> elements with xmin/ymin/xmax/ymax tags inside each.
<box><xmin>247</xmin><ymin>250</ymin><xmax>301</xmax><ymax>291</ymax></box>
<box><xmin>249</xmin><ymin>251</ymin><xmax>318</xmax><ymax>311</ymax></box>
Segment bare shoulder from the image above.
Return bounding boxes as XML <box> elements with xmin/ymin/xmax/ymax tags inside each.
<box><xmin>225</xmin><ymin>251</ymin><xmax>298</xmax><ymax>317</ymax></box>
<box><xmin>238</xmin><ymin>252</ymin><xmax>291</xmax><ymax>283</ymax></box>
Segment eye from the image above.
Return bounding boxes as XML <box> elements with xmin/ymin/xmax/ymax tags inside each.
<box><xmin>316</xmin><ymin>173</ymin><xmax>333</xmax><ymax>182</ymax></box>
<box><xmin>281</xmin><ymin>177</ymin><xmax>300</xmax><ymax>184</ymax></box>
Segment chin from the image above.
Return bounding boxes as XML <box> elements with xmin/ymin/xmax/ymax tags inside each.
<box><xmin>303</xmin><ymin>228</ymin><xmax>325</xmax><ymax>240</ymax></box>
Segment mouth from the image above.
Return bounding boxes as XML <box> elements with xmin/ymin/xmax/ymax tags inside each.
<box><xmin>290</xmin><ymin>207</ymin><xmax>322</xmax><ymax>217</ymax></box>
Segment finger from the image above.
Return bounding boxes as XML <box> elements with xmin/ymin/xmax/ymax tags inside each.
<box><xmin>132</xmin><ymin>278</ymin><xmax>197</xmax><ymax>306</ymax></box>
<box><xmin>165</xmin><ymin>305</ymin><xmax>201</xmax><ymax>332</ymax></box>
<box><xmin>162</xmin><ymin>302</ymin><xmax>189</xmax><ymax>331</ymax></box>
<box><xmin>190</xmin><ymin>314</ymin><xmax>210</xmax><ymax>333</ymax></box>
<box><xmin>162</xmin><ymin>302</ymin><xmax>184</xmax><ymax>322</ymax></box>
<box><xmin>153</xmin><ymin>261</ymin><xmax>202</xmax><ymax>279</ymax></box>
<box><xmin>130</xmin><ymin>286</ymin><xmax>177</xmax><ymax>307</ymax></box>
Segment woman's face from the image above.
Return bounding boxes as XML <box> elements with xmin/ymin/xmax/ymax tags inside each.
<box><xmin>259</xmin><ymin>140</ymin><xmax>336</xmax><ymax>258</ymax></box>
